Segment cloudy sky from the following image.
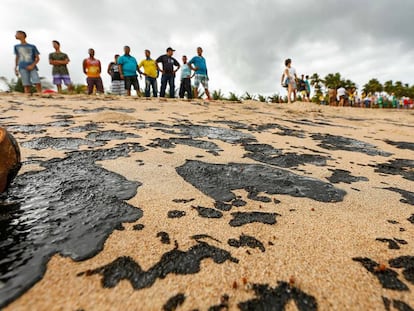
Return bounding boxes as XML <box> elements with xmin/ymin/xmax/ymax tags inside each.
<box><xmin>1</xmin><ymin>0</ymin><xmax>413</xmax><ymax>96</ymax></box>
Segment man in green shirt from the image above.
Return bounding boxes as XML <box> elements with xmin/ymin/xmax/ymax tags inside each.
<box><xmin>49</xmin><ymin>40</ymin><xmax>73</xmax><ymax>93</ymax></box>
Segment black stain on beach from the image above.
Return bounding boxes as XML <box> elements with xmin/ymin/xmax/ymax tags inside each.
<box><xmin>244</xmin><ymin>143</ymin><xmax>328</xmax><ymax>168</ymax></box>
<box><xmin>238</xmin><ymin>281</ymin><xmax>317</xmax><ymax>311</ymax></box>
<box><xmin>148</xmin><ymin>137</ymin><xmax>222</xmax><ymax>156</ymax></box>
<box><xmin>68</xmin><ymin>122</ymin><xmax>101</xmax><ymax>133</ymax></box>
<box><xmin>86</xmin><ymin>130</ymin><xmax>140</xmax><ymax>141</ymax></box>
<box><xmin>157</xmin><ymin>232</ymin><xmax>171</xmax><ymax>244</ymax></box>
<box><xmin>5</xmin><ymin>124</ymin><xmax>46</xmax><ymax>135</ymax></box>
<box><xmin>176</xmin><ymin>160</ymin><xmax>346</xmax><ymax>203</ymax></box>
<box><xmin>21</xmin><ymin>136</ymin><xmax>105</xmax><ymax>150</ymax></box>
<box><xmin>133</xmin><ymin>224</ymin><xmax>145</xmax><ymax>231</ymax></box>
<box><xmin>352</xmin><ymin>257</ymin><xmax>409</xmax><ymax>291</ymax></box>
<box><xmin>374</xmin><ymin>159</ymin><xmax>414</xmax><ymax>181</ymax></box>
<box><xmin>229</xmin><ymin>212</ymin><xmax>280</xmax><ymax>227</ymax></box>
<box><xmin>168</xmin><ymin>210</ymin><xmax>186</xmax><ymax>218</ymax></box>
<box><xmin>159</xmin><ymin>124</ymin><xmax>256</xmax><ymax>144</ymax></box>
<box><xmin>408</xmin><ymin>215</ymin><xmax>414</xmax><ymax>224</ymax></box>
<box><xmin>327</xmin><ymin>169</ymin><xmax>369</xmax><ymax>184</ymax></box>
<box><xmin>389</xmin><ymin>256</ymin><xmax>414</xmax><ymax>285</ymax></box>
<box><xmin>0</xmin><ymin>143</ymin><xmax>146</xmax><ymax>308</ymax></box>
<box><xmin>73</xmin><ymin>106</ymin><xmax>135</xmax><ymax>114</ymax></box>
<box><xmin>384</xmin><ymin>140</ymin><xmax>414</xmax><ymax>151</ymax></box>
<box><xmin>376</xmin><ymin>238</ymin><xmax>407</xmax><ymax>250</ymax></box>
<box><xmin>384</xmin><ymin>187</ymin><xmax>414</xmax><ymax>205</ymax></box>
<box><xmin>192</xmin><ymin>205</ymin><xmax>223</xmax><ymax>219</ymax></box>
<box><xmin>228</xmin><ymin>234</ymin><xmax>265</xmax><ymax>252</ymax></box>
<box><xmin>311</xmin><ymin>133</ymin><xmax>392</xmax><ymax>157</ymax></box>
<box><xmin>79</xmin><ymin>241</ymin><xmax>239</xmax><ymax>290</ymax></box>
<box><xmin>163</xmin><ymin>293</ymin><xmax>186</xmax><ymax>311</ymax></box>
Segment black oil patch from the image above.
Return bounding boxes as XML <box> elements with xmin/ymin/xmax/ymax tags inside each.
<box><xmin>238</xmin><ymin>281</ymin><xmax>318</xmax><ymax>311</ymax></box>
<box><xmin>384</xmin><ymin>140</ymin><xmax>414</xmax><ymax>151</ymax></box>
<box><xmin>0</xmin><ymin>143</ymin><xmax>146</xmax><ymax>308</ymax></box>
<box><xmin>228</xmin><ymin>234</ymin><xmax>265</xmax><ymax>252</ymax></box>
<box><xmin>327</xmin><ymin>169</ymin><xmax>369</xmax><ymax>184</ymax></box>
<box><xmin>384</xmin><ymin>188</ymin><xmax>414</xmax><ymax>205</ymax></box>
<box><xmin>86</xmin><ymin>130</ymin><xmax>140</xmax><ymax>141</ymax></box>
<box><xmin>214</xmin><ymin>201</ymin><xmax>233</xmax><ymax>211</ymax></box>
<box><xmin>148</xmin><ymin>138</ymin><xmax>222</xmax><ymax>156</ymax></box>
<box><xmin>73</xmin><ymin>106</ymin><xmax>136</xmax><ymax>114</ymax></box>
<box><xmin>176</xmin><ymin>160</ymin><xmax>346</xmax><ymax>203</ymax></box>
<box><xmin>163</xmin><ymin>293</ymin><xmax>186</xmax><ymax>311</ymax></box>
<box><xmin>191</xmin><ymin>234</ymin><xmax>222</xmax><ymax>244</ymax></box>
<box><xmin>408</xmin><ymin>215</ymin><xmax>414</xmax><ymax>224</ymax></box>
<box><xmin>376</xmin><ymin>238</ymin><xmax>407</xmax><ymax>250</ymax></box>
<box><xmin>5</xmin><ymin>124</ymin><xmax>47</xmax><ymax>135</ymax></box>
<box><xmin>311</xmin><ymin>133</ymin><xmax>392</xmax><ymax>157</ymax></box>
<box><xmin>207</xmin><ymin>294</ymin><xmax>229</xmax><ymax>311</ymax></box>
<box><xmin>157</xmin><ymin>232</ymin><xmax>171</xmax><ymax>245</ymax></box>
<box><xmin>159</xmin><ymin>124</ymin><xmax>256</xmax><ymax>144</ymax></box>
<box><xmin>68</xmin><ymin>122</ymin><xmax>101</xmax><ymax>133</ymax></box>
<box><xmin>21</xmin><ymin>136</ymin><xmax>105</xmax><ymax>150</ymax></box>
<box><xmin>352</xmin><ymin>257</ymin><xmax>409</xmax><ymax>291</ymax></box>
<box><xmin>392</xmin><ymin>300</ymin><xmax>414</xmax><ymax>311</ymax></box>
<box><xmin>79</xmin><ymin>241</ymin><xmax>239</xmax><ymax>290</ymax></box>
<box><xmin>374</xmin><ymin>159</ymin><xmax>414</xmax><ymax>181</ymax></box>
<box><xmin>192</xmin><ymin>205</ymin><xmax>223</xmax><ymax>219</ymax></box>
<box><xmin>243</xmin><ymin>143</ymin><xmax>328</xmax><ymax>168</ymax></box>
<box><xmin>229</xmin><ymin>212</ymin><xmax>280</xmax><ymax>227</ymax></box>
<box><xmin>172</xmin><ymin>198</ymin><xmax>195</xmax><ymax>204</ymax></box>
<box><xmin>133</xmin><ymin>224</ymin><xmax>145</xmax><ymax>231</ymax></box>
<box><xmin>247</xmin><ymin>123</ymin><xmax>306</xmax><ymax>138</ymax></box>
<box><xmin>167</xmin><ymin>210</ymin><xmax>186</xmax><ymax>218</ymax></box>
<box><xmin>389</xmin><ymin>256</ymin><xmax>414</xmax><ymax>285</ymax></box>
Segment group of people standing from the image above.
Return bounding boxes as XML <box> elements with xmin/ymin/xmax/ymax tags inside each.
<box><xmin>13</xmin><ymin>30</ymin><xmax>211</xmax><ymax>99</ymax></box>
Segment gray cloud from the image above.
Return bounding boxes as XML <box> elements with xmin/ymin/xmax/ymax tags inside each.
<box><xmin>1</xmin><ymin>0</ymin><xmax>413</xmax><ymax>95</ymax></box>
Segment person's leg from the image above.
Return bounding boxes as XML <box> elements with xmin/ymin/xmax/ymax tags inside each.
<box><xmin>185</xmin><ymin>78</ymin><xmax>192</xmax><ymax>99</ymax></box>
<box><xmin>160</xmin><ymin>75</ymin><xmax>167</xmax><ymax>97</ymax></box>
<box><xmin>133</xmin><ymin>76</ymin><xmax>140</xmax><ymax>96</ymax></box>
<box><xmin>287</xmin><ymin>84</ymin><xmax>292</xmax><ymax>103</ymax></box>
<box><xmin>201</xmin><ymin>77</ymin><xmax>210</xmax><ymax>100</ymax></box>
<box><xmin>63</xmin><ymin>76</ymin><xmax>73</xmax><ymax>93</ymax></box>
<box><xmin>151</xmin><ymin>77</ymin><xmax>158</xmax><ymax>97</ymax></box>
<box><xmin>169</xmin><ymin>75</ymin><xmax>175</xmax><ymax>98</ymax></box>
<box><xmin>193</xmin><ymin>75</ymin><xmax>200</xmax><ymax>99</ymax></box>
<box><xmin>145</xmin><ymin>77</ymin><xmax>151</xmax><ymax>97</ymax></box>
<box><xmin>86</xmin><ymin>78</ymin><xmax>93</xmax><ymax>94</ymax></box>
<box><xmin>96</xmin><ymin>78</ymin><xmax>104</xmax><ymax>94</ymax></box>
<box><xmin>125</xmin><ymin>77</ymin><xmax>131</xmax><ymax>96</ymax></box>
<box><xmin>30</xmin><ymin>70</ymin><xmax>42</xmax><ymax>93</ymax></box>
<box><xmin>179</xmin><ymin>80</ymin><xmax>184</xmax><ymax>98</ymax></box>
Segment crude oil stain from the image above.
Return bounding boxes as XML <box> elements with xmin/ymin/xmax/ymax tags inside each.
<box><xmin>167</xmin><ymin>210</ymin><xmax>186</xmax><ymax>218</ymax></box>
<box><xmin>0</xmin><ymin>143</ymin><xmax>145</xmax><ymax>308</ymax></box>
<box><xmin>21</xmin><ymin>136</ymin><xmax>105</xmax><ymax>150</ymax></box>
<box><xmin>176</xmin><ymin>160</ymin><xmax>346</xmax><ymax>203</ymax></box>
<box><xmin>384</xmin><ymin>187</ymin><xmax>414</xmax><ymax>205</ymax></box>
<box><xmin>163</xmin><ymin>293</ymin><xmax>186</xmax><ymax>311</ymax></box>
<box><xmin>228</xmin><ymin>234</ymin><xmax>265</xmax><ymax>252</ymax></box>
<box><xmin>384</xmin><ymin>140</ymin><xmax>414</xmax><ymax>151</ymax></box>
<box><xmin>238</xmin><ymin>281</ymin><xmax>318</xmax><ymax>311</ymax></box>
<box><xmin>374</xmin><ymin>159</ymin><xmax>414</xmax><ymax>181</ymax></box>
<box><xmin>157</xmin><ymin>232</ymin><xmax>171</xmax><ymax>244</ymax></box>
<box><xmin>79</xmin><ymin>241</ymin><xmax>239</xmax><ymax>290</ymax></box>
<box><xmin>229</xmin><ymin>212</ymin><xmax>280</xmax><ymax>227</ymax></box>
<box><xmin>311</xmin><ymin>133</ymin><xmax>392</xmax><ymax>157</ymax></box>
<box><xmin>86</xmin><ymin>130</ymin><xmax>140</xmax><ymax>141</ymax></box>
<box><xmin>192</xmin><ymin>205</ymin><xmax>223</xmax><ymax>219</ymax></box>
<box><xmin>327</xmin><ymin>169</ymin><xmax>369</xmax><ymax>184</ymax></box>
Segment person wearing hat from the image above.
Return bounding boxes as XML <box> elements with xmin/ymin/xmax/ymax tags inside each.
<box><xmin>156</xmin><ymin>47</ymin><xmax>180</xmax><ymax>98</ymax></box>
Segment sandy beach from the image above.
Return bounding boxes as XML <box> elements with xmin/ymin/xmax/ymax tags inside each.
<box><xmin>0</xmin><ymin>93</ymin><xmax>413</xmax><ymax>310</ymax></box>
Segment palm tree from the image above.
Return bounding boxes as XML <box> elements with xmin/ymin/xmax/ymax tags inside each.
<box><xmin>310</xmin><ymin>73</ymin><xmax>324</xmax><ymax>103</ymax></box>
<box><xmin>383</xmin><ymin>80</ymin><xmax>394</xmax><ymax>95</ymax></box>
<box><xmin>323</xmin><ymin>72</ymin><xmax>343</xmax><ymax>89</ymax></box>
<box><xmin>362</xmin><ymin>78</ymin><xmax>383</xmax><ymax>95</ymax></box>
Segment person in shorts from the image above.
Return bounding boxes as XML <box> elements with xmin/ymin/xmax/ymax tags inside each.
<box><xmin>14</xmin><ymin>30</ymin><xmax>42</xmax><ymax>94</ymax></box>
<box><xmin>49</xmin><ymin>40</ymin><xmax>73</xmax><ymax>93</ymax></box>
<box><xmin>107</xmin><ymin>54</ymin><xmax>125</xmax><ymax>95</ymax></box>
<box><xmin>118</xmin><ymin>46</ymin><xmax>141</xmax><ymax>96</ymax></box>
<box><xmin>189</xmin><ymin>47</ymin><xmax>211</xmax><ymax>100</ymax></box>
<box><xmin>82</xmin><ymin>48</ymin><xmax>104</xmax><ymax>94</ymax></box>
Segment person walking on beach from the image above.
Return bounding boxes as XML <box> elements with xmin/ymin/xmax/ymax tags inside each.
<box><xmin>14</xmin><ymin>30</ymin><xmax>42</xmax><ymax>94</ymax></box>
<box><xmin>118</xmin><ymin>46</ymin><xmax>141</xmax><ymax>96</ymax></box>
<box><xmin>280</xmin><ymin>58</ymin><xmax>297</xmax><ymax>103</ymax></box>
<box><xmin>156</xmin><ymin>47</ymin><xmax>180</xmax><ymax>98</ymax></box>
<box><xmin>138</xmin><ymin>49</ymin><xmax>158</xmax><ymax>97</ymax></box>
<box><xmin>179</xmin><ymin>55</ymin><xmax>192</xmax><ymax>99</ymax></box>
<box><xmin>82</xmin><ymin>48</ymin><xmax>104</xmax><ymax>95</ymax></box>
<box><xmin>107</xmin><ymin>54</ymin><xmax>125</xmax><ymax>95</ymax></box>
<box><xmin>49</xmin><ymin>40</ymin><xmax>73</xmax><ymax>93</ymax></box>
<box><xmin>189</xmin><ymin>47</ymin><xmax>211</xmax><ymax>100</ymax></box>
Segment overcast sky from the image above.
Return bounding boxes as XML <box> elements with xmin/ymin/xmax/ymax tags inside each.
<box><xmin>1</xmin><ymin>0</ymin><xmax>413</xmax><ymax>96</ymax></box>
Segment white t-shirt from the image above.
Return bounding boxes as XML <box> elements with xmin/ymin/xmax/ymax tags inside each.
<box><xmin>337</xmin><ymin>87</ymin><xmax>346</xmax><ymax>100</ymax></box>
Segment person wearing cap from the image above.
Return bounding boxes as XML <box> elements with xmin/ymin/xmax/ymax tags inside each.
<box><xmin>156</xmin><ymin>47</ymin><xmax>180</xmax><ymax>98</ymax></box>
<box><xmin>189</xmin><ymin>47</ymin><xmax>211</xmax><ymax>100</ymax></box>
<box><xmin>118</xmin><ymin>46</ymin><xmax>141</xmax><ymax>96</ymax></box>
<box><xmin>138</xmin><ymin>49</ymin><xmax>158</xmax><ymax>97</ymax></box>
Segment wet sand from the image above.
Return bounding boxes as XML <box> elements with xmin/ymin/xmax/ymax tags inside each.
<box><xmin>0</xmin><ymin>93</ymin><xmax>413</xmax><ymax>310</ymax></box>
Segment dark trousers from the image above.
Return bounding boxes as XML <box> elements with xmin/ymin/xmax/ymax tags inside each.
<box><xmin>160</xmin><ymin>74</ymin><xmax>175</xmax><ymax>98</ymax></box>
<box><xmin>86</xmin><ymin>77</ymin><xmax>104</xmax><ymax>94</ymax></box>
<box><xmin>179</xmin><ymin>78</ymin><xmax>192</xmax><ymax>99</ymax></box>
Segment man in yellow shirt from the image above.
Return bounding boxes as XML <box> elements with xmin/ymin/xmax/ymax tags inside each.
<box><xmin>138</xmin><ymin>49</ymin><xmax>158</xmax><ymax>97</ymax></box>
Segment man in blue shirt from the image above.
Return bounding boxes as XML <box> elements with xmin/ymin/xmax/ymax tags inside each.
<box><xmin>118</xmin><ymin>46</ymin><xmax>140</xmax><ymax>96</ymax></box>
<box><xmin>189</xmin><ymin>47</ymin><xmax>211</xmax><ymax>100</ymax></box>
<box><xmin>14</xmin><ymin>30</ymin><xmax>42</xmax><ymax>94</ymax></box>
<box><xmin>179</xmin><ymin>55</ymin><xmax>192</xmax><ymax>99</ymax></box>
